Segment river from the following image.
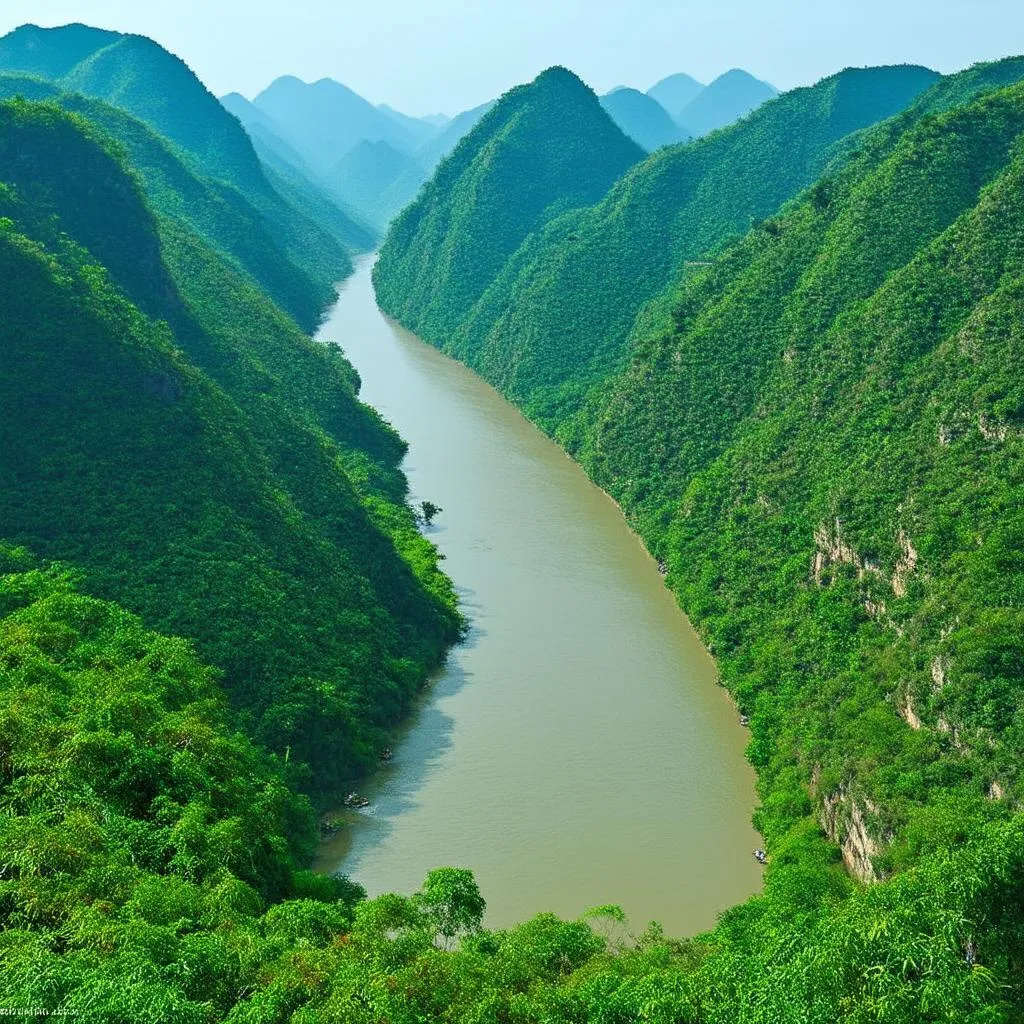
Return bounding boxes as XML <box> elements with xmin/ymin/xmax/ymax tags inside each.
<box><xmin>314</xmin><ymin>256</ymin><xmax>761</xmax><ymax>934</ymax></box>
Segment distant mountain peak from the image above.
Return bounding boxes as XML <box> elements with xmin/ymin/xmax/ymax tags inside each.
<box><xmin>646</xmin><ymin>72</ymin><xmax>705</xmax><ymax>119</ymax></box>
<box><xmin>676</xmin><ymin>68</ymin><xmax>779</xmax><ymax>136</ymax></box>
<box><xmin>710</xmin><ymin>67</ymin><xmax>778</xmax><ymax>92</ymax></box>
<box><xmin>599</xmin><ymin>87</ymin><xmax>691</xmax><ymax>151</ymax></box>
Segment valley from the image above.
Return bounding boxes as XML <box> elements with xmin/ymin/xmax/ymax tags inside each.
<box><xmin>314</xmin><ymin>259</ymin><xmax>761</xmax><ymax>932</ymax></box>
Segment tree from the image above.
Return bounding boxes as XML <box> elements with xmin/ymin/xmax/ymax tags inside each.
<box><xmin>415</xmin><ymin>868</ymin><xmax>486</xmax><ymax>947</ymax></box>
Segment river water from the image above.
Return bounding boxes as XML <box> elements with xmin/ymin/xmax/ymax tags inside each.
<box><xmin>314</xmin><ymin>257</ymin><xmax>761</xmax><ymax>934</ymax></box>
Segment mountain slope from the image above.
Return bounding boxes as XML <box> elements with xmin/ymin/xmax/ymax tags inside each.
<box><xmin>676</xmin><ymin>68</ymin><xmax>778</xmax><ymax>135</ymax></box>
<box><xmin>422</xmin><ymin>64</ymin><xmax>938</xmax><ymax>429</ymax></box>
<box><xmin>0</xmin><ymin>74</ymin><xmax>349</xmax><ymax>329</ymax></box>
<box><xmin>374</xmin><ymin>66</ymin><xmax>645</xmax><ymax>341</ymax></box>
<box><xmin>647</xmin><ymin>70</ymin><xmax>705</xmax><ymax>117</ymax></box>
<box><xmin>0</xmin><ymin>23</ymin><xmax>352</xmax><ymax>329</ymax></box>
<box><xmin>599</xmin><ymin>86</ymin><xmax>690</xmax><ymax>150</ymax></box>
<box><xmin>330</xmin><ymin>138</ymin><xmax>429</xmax><ymax>232</ymax></box>
<box><xmin>0</xmin><ymin>98</ymin><xmax>459</xmax><ymax>793</ymax></box>
<box><xmin>220</xmin><ymin>92</ymin><xmax>377</xmax><ymax>250</ymax></box>
<box><xmin>574</xmin><ymin>74</ymin><xmax>1024</xmax><ymax>882</ymax></box>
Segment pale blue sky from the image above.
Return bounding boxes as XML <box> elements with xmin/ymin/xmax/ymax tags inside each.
<box><xmin>2</xmin><ymin>0</ymin><xmax>1022</xmax><ymax>116</ymax></box>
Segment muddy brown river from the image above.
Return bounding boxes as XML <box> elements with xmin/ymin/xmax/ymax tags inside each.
<box><xmin>314</xmin><ymin>256</ymin><xmax>761</xmax><ymax>933</ymax></box>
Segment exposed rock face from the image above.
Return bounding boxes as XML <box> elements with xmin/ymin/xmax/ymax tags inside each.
<box><xmin>891</xmin><ymin>530</ymin><xmax>918</xmax><ymax>598</ymax></box>
<box><xmin>821</xmin><ymin>788</ymin><xmax>881</xmax><ymax>882</ymax></box>
<box><xmin>931</xmin><ymin>655</ymin><xmax>949</xmax><ymax>690</ymax></box>
<box><xmin>812</xmin><ymin>519</ymin><xmax>862</xmax><ymax>582</ymax></box>
<box><xmin>936</xmin><ymin>715</ymin><xmax>969</xmax><ymax>753</ymax></box>
<box><xmin>897</xmin><ymin>689</ymin><xmax>922</xmax><ymax>730</ymax></box>
<box><xmin>812</xmin><ymin>520</ymin><xmax>918</xmax><ymax>601</ymax></box>
<box><xmin>978</xmin><ymin>412</ymin><xmax>1009</xmax><ymax>441</ymax></box>
<box><xmin>988</xmin><ymin>780</ymin><xmax>1005</xmax><ymax>801</ymax></box>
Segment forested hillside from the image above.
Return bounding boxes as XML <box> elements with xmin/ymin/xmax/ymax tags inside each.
<box><xmin>376</xmin><ymin>64</ymin><xmax>938</xmax><ymax>431</ymax></box>
<box><xmin>5</xmin><ymin>14</ymin><xmax>1024</xmax><ymax>1018</ymax></box>
<box><xmin>373</xmin><ymin>66</ymin><xmax>645</xmax><ymax>341</ymax></box>
<box><xmin>367</xmin><ymin>56</ymin><xmax>1024</xmax><ymax>1020</ymax></box>
<box><xmin>0</xmin><ymin>22</ymin><xmax>367</xmax><ymax>329</ymax></box>
<box><xmin>0</xmin><ymin>98</ymin><xmax>460</xmax><ymax>797</ymax></box>
<box><xmin>574</xmin><ymin>73</ymin><xmax>1024</xmax><ymax>871</ymax></box>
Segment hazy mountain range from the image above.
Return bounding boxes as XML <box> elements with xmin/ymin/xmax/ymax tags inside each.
<box><xmin>222</xmin><ymin>67</ymin><xmax>777</xmax><ymax>233</ymax></box>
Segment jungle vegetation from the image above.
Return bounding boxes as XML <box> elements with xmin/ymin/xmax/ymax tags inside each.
<box><xmin>371</xmin><ymin>56</ymin><xmax>1024</xmax><ymax>1020</ymax></box>
<box><xmin>3</xmin><ymin>19</ymin><xmax>1024</xmax><ymax>1019</ymax></box>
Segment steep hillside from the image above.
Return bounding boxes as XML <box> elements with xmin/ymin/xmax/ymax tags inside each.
<box><xmin>2</xmin><ymin>543</ymin><xmax>1022</xmax><ymax>1024</ymax></box>
<box><xmin>342</xmin><ymin>59</ymin><xmax>1024</xmax><ymax>1023</ymax></box>
<box><xmin>647</xmin><ymin>70</ymin><xmax>705</xmax><ymax>117</ymax></box>
<box><xmin>600</xmin><ymin>86</ymin><xmax>690</xmax><ymax>150</ymax></box>
<box><xmin>419</xmin><ymin>64</ymin><xmax>938</xmax><ymax>429</ymax></box>
<box><xmin>331</xmin><ymin>138</ymin><xmax>429</xmax><ymax>232</ymax></box>
<box><xmin>374</xmin><ymin>66</ymin><xmax>645</xmax><ymax>341</ymax></box>
<box><xmin>573</xmin><ymin>79</ymin><xmax>1024</xmax><ymax>873</ymax></box>
<box><xmin>0</xmin><ymin>23</ymin><xmax>353</xmax><ymax>328</ymax></box>
<box><xmin>676</xmin><ymin>68</ymin><xmax>778</xmax><ymax>135</ymax></box>
<box><xmin>0</xmin><ymin>75</ymin><xmax>345</xmax><ymax>329</ymax></box>
<box><xmin>0</xmin><ymin>99</ymin><xmax>459</xmax><ymax>794</ymax></box>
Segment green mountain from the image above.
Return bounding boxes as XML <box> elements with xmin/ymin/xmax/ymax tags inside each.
<box><xmin>0</xmin><ymin>97</ymin><xmax>459</xmax><ymax>796</ymax></box>
<box><xmin>647</xmin><ymin>70</ymin><xmax>705</xmax><ymax>117</ymax></box>
<box><xmin>389</xmin><ymin>64</ymin><xmax>938</xmax><ymax>430</ymax></box>
<box><xmin>0</xmin><ymin>23</ymin><xmax>354</xmax><ymax>329</ymax></box>
<box><xmin>574</xmin><ymin>63</ymin><xmax>1024</xmax><ymax>863</ymax></box>
<box><xmin>374</xmin><ymin>66</ymin><xmax>645</xmax><ymax>341</ymax></box>
<box><xmin>676</xmin><ymin>67</ymin><xmax>779</xmax><ymax>135</ymax></box>
<box><xmin>5</xmin><ymin>31</ymin><xmax>1024</xmax><ymax>1019</ymax></box>
<box><xmin>599</xmin><ymin>86</ymin><xmax>691</xmax><ymax>150</ymax></box>
<box><xmin>330</xmin><ymin>138</ymin><xmax>429</xmax><ymax>233</ymax></box>
<box><xmin>0</xmin><ymin>72</ymin><xmax>345</xmax><ymax>332</ymax></box>
<box><xmin>357</xmin><ymin>57</ymin><xmax>1024</xmax><ymax>1021</ymax></box>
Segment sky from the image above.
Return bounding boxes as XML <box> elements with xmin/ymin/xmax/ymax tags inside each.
<box><xmin>2</xmin><ymin>0</ymin><xmax>1023</xmax><ymax>116</ymax></box>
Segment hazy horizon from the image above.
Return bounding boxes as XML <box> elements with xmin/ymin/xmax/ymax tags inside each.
<box><xmin>1</xmin><ymin>0</ymin><xmax>1022</xmax><ymax>116</ymax></box>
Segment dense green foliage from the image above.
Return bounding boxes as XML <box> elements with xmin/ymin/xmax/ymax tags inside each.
<box><xmin>6</xmin><ymin>24</ymin><xmax>1024</xmax><ymax>1019</ymax></box>
<box><xmin>0</xmin><ymin>23</ymin><xmax>363</xmax><ymax>329</ymax></box>
<box><xmin>0</xmin><ymin>98</ymin><xmax>459</xmax><ymax>795</ymax></box>
<box><xmin>574</xmin><ymin>76</ymin><xmax>1024</xmax><ymax>866</ymax></box>
<box><xmin>2</xmin><ymin>551</ymin><xmax>1022</xmax><ymax>1020</ymax></box>
<box><xmin>374</xmin><ymin>67</ymin><xmax>645</xmax><ymax>341</ymax></box>
<box><xmin>370</xmin><ymin>56</ymin><xmax>1024</xmax><ymax>1020</ymax></box>
<box><xmin>0</xmin><ymin>74</ymin><xmax>336</xmax><ymax>330</ymax></box>
<box><xmin>377</xmin><ymin>65</ymin><xmax>939</xmax><ymax>432</ymax></box>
